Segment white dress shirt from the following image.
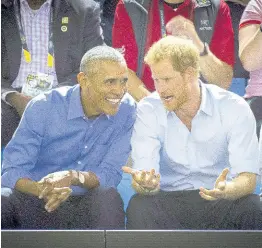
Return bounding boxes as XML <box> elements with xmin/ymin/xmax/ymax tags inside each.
<box><xmin>131</xmin><ymin>82</ymin><xmax>260</xmax><ymax>191</ymax></box>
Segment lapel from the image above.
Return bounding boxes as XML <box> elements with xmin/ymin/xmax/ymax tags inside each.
<box><xmin>52</xmin><ymin>0</ymin><xmax>73</xmax><ymax>78</ymax></box>
<box><xmin>2</xmin><ymin>4</ymin><xmax>22</xmax><ymax>83</ymax></box>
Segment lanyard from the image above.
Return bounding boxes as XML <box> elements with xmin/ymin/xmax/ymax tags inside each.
<box><xmin>14</xmin><ymin>0</ymin><xmax>55</xmax><ymax>68</ymax></box>
<box><xmin>159</xmin><ymin>0</ymin><xmax>166</xmax><ymax>38</ymax></box>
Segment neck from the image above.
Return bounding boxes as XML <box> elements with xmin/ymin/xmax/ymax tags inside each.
<box><xmin>175</xmin><ymin>82</ymin><xmax>201</xmax><ymax>121</ymax></box>
<box><xmin>164</xmin><ymin>0</ymin><xmax>185</xmax><ymax>4</ymax></box>
<box><xmin>26</xmin><ymin>0</ymin><xmax>46</xmax><ymax>10</ymax></box>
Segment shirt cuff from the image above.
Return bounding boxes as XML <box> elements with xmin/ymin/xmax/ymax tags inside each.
<box><xmin>1</xmin><ymin>169</ymin><xmax>33</xmax><ymax>189</ymax></box>
<box><xmin>1</xmin><ymin>91</ymin><xmax>18</xmax><ymax>106</ymax></box>
<box><xmin>231</xmin><ymin>160</ymin><xmax>260</xmax><ymax>177</ymax></box>
<box><xmin>90</xmin><ymin>167</ymin><xmax>122</xmax><ymax>189</ymax></box>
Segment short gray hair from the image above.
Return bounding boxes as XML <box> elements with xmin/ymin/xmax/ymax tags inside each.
<box><xmin>80</xmin><ymin>46</ymin><xmax>126</xmax><ymax>75</ymax></box>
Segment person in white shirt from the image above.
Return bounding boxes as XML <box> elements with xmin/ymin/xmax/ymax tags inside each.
<box><xmin>123</xmin><ymin>36</ymin><xmax>262</xmax><ymax>230</ymax></box>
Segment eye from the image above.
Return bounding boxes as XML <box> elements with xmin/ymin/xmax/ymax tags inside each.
<box><xmin>153</xmin><ymin>78</ymin><xmax>159</xmax><ymax>83</ymax></box>
<box><xmin>120</xmin><ymin>78</ymin><xmax>128</xmax><ymax>84</ymax></box>
<box><xmin>105</xmin><ymin>79</ymin><xmax>116</xmax><ymax>85</ymax></box>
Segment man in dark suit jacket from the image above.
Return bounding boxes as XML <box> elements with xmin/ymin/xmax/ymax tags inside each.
<box><xmin>1</xmin><ymin>0</ymin><xmax>104</xmax><ymax>146</ymax></box>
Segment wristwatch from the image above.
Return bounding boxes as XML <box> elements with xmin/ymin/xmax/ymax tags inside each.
<box><xmin>78</xmin><ymin>171</ymin><xmax>85</xmax><ymax>185</ymax></box>
<box><xmin>200</xmin><ymin>42</ymin><xmax>209</xmax><ymax>57</ymax></box>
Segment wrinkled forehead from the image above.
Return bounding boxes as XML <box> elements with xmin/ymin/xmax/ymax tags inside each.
<box><xmin>86</xmin><ymin>59</ymin><xmax>128</xmax><ymax>83</ymax></box>
<box><xmin>84</xmin><ymin>59</ymin><xmax>127</xmax><ymax>73</ymax></box>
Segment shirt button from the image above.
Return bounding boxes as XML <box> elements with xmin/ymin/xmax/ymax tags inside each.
<box><xmin>84</xmin><ymin>146</ymin><xmax>87</xmax><ymax>149</ymax></box>
<box><xmin>77</xmin><ymin>161</ymin><xmax>81</xmax><ymax>165</ymax></box>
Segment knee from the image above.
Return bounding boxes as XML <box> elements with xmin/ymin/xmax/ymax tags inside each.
<box><xmin>127</xmin><ymin>194</ymin><xmax>154</xmax><ymax>217</ymax></box>
<box><xmin>236</xmin><ymin>194</ymin><xmax>261</xmax><ymax>212</ymax></box>
<box><xmin>89</xmin><ymin>187</ymin><xmax>124</xmax><ymax>209</ymax></box>
<box><xmin>1</xmin><ymin>188</ymin><xmax>16</xmax><ymax>229</ymax></box>
<box><xmin>1</xmin><ymin>188</ymin><xmax>14</xmax><ymax>209</ymax></box>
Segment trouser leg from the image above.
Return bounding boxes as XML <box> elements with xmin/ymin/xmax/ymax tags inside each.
<box><xmin>74</xmin><ymin>187</ymin><xmax>125</xmax><ymax>229</ymax></box>
<box><xmin>126</xmin><ymin>190</ymin><xmax>262</xmax><ymax>230</ymax></box>
<box><xmin>203</xmin><ymin>194</ymin><xmax>262</xmax><ymax>230</ymax></box>
<box><xmin>1</xmin><ymin>188</ymin><xmax>64</xmax><ymax>229</ymax></box>
<box><xmin>126</xmin><ymin>190</ymin><xmax>204</xmax><ymax>229</ymax></box>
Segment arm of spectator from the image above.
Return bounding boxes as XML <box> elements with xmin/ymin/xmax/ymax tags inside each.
<box><xmin>198</xmin><ymin>45</ymin><xmax>233</xmax><ymax>90</ymax></box>
<box><xmin>166</xmin><ymin>1</ymin><xmax>234</xmax><ymax>89</ymax></box>
<box><xmin>4</xmin><ymin>91</ymin><xmax>32</xmax><ymax>116</ymax></box>
<box><xmin>200</xmin><ymin>1</ymin><xmax>234</xmax><ymax>89</ymax></box>
<box><xmin>130</xmin><ymin>99</ymin><xmax>161</xmax><ymax>194</ymax></box>
<box><xmin>1</xmin><ymin>95</ymin><xmax>48</xmax><ymax>193</ymax></box>
<box><xmin>127</xmin><ymin>69</ymin><xmax>150</xmax><ymax>102</ymax></box>
<box><xmin>56</xmin><ymin>1</ymin><xmax>105</xmax><ymax>87</ymax></box>
<box><xmin>112</xmin><ymin>0</ymin><xmax>149</xmax><ymax>99</ymax></box>
<box><xmin>239</xmin><ymin>25</ymin><xmax>262</xmax><ymax>71</ymax></box>
<box><xmin>239</xmin><ymin>0</ymin><xmax>262</xmax><ymax>72</ymax></box>
<box><xmin>87</xmin><ymin>108</ymin><xmax>136</xmax><ymax>189</ymax></box>
<box><xmin>83</xmin><ymin>1</ymin><xmax>104</xmax><ymax>55</ymax></box>
<box><xmin>199</xmin><ymin>1</ymin><xmax>234</xmax><ymax>89</ymax></box>
<box><xmin>1</xmin><ymin>77</ymin><xmax>32</xmax><ymax>114</ymax></box>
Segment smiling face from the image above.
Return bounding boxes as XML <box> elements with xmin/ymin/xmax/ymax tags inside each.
<box><xmin>78</xmin><ymin>60</ymin><xmax>128</xmax><ymax>117</ymax></box>
<box><xmin>151</xmin><ymin>58</ymin><xmax>190</xmax><ymax>111</ymax></box>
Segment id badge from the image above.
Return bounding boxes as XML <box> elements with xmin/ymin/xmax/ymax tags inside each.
<box><xmin>22</xmin><ymin>73</ymin><xmax>54</xmax><ymax>97</ymax></box>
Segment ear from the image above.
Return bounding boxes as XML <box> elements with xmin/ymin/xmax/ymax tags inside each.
<box><xmin>183</xmin><ymin>67</ymin><xmax>198</xmax><ymax>81</ymax></box>
<box><xmin>77</xmin><ymin>72</ymin><xmax>91</xmax><ymax>88</ymax></box>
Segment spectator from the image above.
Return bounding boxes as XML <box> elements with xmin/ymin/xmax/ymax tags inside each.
<box><xmin>259</xmin><ymin>126</ymin><xmax>262</xmax><ymax>196</ymax></box>
<box><xmin>239</xmin><ymin>0</ymin><xmax>262</xmax><ymax>139</ymax></box>
<box><xmin>1</xmin><ymin>0</ymin><xmax>104</xmax><ymax>146</ymax></box>
<box><xmin>225</xmin><ymin>0</ymin><xmax>250</xmax><ymax>96</ymax></box>
<box><xmin>124</xmin><ymin>36</ymin><xmax>262</xmax><ymax>230</ymax></box>
<box><xmin>113</xmin><ymin>0</ymin><xmax>234</xmax><ymax>101</ymax></box>
<box><xmin>260</xmin><ymin>126</ymin><xmax>262</xmax><ymax>167</ymax></box>
<box><xmin>95</xmin><ymin>0</ymin><xmax>119</xmax><ymax>46</ymax></box>
<box><xmin>1</xmin><ymin>46</ymin><xmax>136</xmax><ymax>229</ymax></box>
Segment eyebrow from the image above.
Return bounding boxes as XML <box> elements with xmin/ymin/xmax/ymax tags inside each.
<box><xmin>104</xmin><ymin>77</ymin><xmax>128</xmax><ymax>83</ymax></box>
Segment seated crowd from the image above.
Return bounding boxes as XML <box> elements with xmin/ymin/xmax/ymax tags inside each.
<box><xmin>1</xmin><ymin>0</ymin><xmax>262</xmax><ymax>230</ymax></box>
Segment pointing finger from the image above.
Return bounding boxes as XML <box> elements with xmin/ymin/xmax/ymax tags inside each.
<box><xmin>122</xmin><ymin>166</ymin><xmax>135</xmax><ymax>175</ymax></box>
<box><xmin>215</xmin><ymin>168</ymin><xmax>229</xmax><ymax>188</ymax></box>
<box><xmin>199</xmin><ymin>192</ymin><xmax>217</xmax><ymax>201</ymax></box>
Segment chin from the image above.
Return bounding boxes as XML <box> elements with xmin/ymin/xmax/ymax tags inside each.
<box><xmin>162</xmin><ymin>102</ymin><xmax>175</xmax><ymax>112</ymax></box>
<box><xmin>104</xmin><ymin>107</ymin><xmax>119</xmax><ymax>116</ymax></box>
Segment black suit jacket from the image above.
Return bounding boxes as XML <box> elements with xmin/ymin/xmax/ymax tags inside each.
<box><xmin>1</xmin><ymin>0</ymin><xmax>104</xmax><ymax>92</ymax></box>
<box><xmin>1</xmin><ymin>0</ymin><xmax>104</xmax><ymax>146</ymax></box>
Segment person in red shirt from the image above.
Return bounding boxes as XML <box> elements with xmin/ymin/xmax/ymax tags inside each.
<box><xmin>113</xmin><ymin>0</ymin><xmax>234</xmax><ymax>99</ymax></box>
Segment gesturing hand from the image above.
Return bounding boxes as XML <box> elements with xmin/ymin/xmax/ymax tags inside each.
<box><xmin>199</xmin><ymin>168</ymin><xmax>229</xmax><ymax>201</ymax></box>
<box><xmin>166</xmin><ymin>15</ymin><xmax>198</xmax><ymax>41</ymax></box>
<box><xmin>38</xmin><ymin>170</ymin><xmax>74</xmax><ymax>197</ymax></box>
<box><xmin>43</xmin><ymin>187</ymin><xmax>72</xmax><ymax>212</ymax></box>
<box><xmin>122</xmin><ymin>166</ymin><xmax>160</xmax><ymax>193</ymax></box>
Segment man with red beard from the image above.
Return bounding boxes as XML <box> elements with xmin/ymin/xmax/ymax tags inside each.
<box><xmin>124</xmin><ymin>36</ymin><xmax>262</xmax><ymax>230</ymax></box>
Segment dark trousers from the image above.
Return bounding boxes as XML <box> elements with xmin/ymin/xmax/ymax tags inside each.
<box><xmin>1</xmin><ymin>187</ymin><xmax>125</xmax><ymax>229</ymax></box>
<box><xmin>126</xmin><ymin>190</ymin><xmax>262</xmax><ymax>230</ymax></box>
